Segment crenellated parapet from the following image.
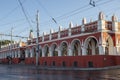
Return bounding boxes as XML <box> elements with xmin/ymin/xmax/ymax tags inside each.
<box><xmin>26</xmin><ymin>12</ymin><xmax>120</xmax><ymax>44</ymax></box>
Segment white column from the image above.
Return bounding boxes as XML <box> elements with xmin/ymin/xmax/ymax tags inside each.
<box><xmin>14</xmin><ymin>51</ymin><xmax>16</xmax><ymax>58</ymax></box>
<box><xmin>116</xmin><ymin>46</ymin><xmax>120</xmax><ymax>55</ymax></box>
<box><xmin>49</xmin><ymin>48</ymin><xmax>52</xmax><ymax>57</ymax></box>
<box><xmin>18</xmin><ymin>50</ymin><xmax>21</xmax><ymax>58</ymax></box>
<box><xmin>58</xmin><ymin>46</ymin><xmax>61</xmax><ymax>56</ymax></box>
<box><xmin>112</xmin><ymin>46</ymin><xmax>118</xmax><ymax>55</ymax></box>
<box><xmin>42</xmin><ymin>48</ymin><xmax>45</xmax><ymax>57</ymax></box>
<box><xmin>16</xmin><ymin>51</ymin><xmax>18</xmax><ymax>58</ymax></box>
<box><xmin>109</xmin><ymin>46</ymin><xmax>115</xmax><ymax>55</ymax></box>
<box><xmin>68</xmin><ymin>45</ymin><xmax>72</xmax><ymax>56</ymax></box>
<box><xmin>81</xmin><ymin>46</ymin><xmax>86</xmax><ymax>55</ymax></box>
<box><xmin>99</xmin><ymin>45</ymin><xmax>105</xmax><ymax>55</ymax></box>
<box><xmin>30</xmin><ymin>49</ymin><xmax>33</xmax><ymax>57</ymax></box>
<box><xmin>25</xmin><ymin>49</ymin><xmax>28</xmax><ymax>58</ymax></box>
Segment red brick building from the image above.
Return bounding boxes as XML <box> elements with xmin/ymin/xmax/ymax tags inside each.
<box><xmin>0</xmin><ymin>12</ymin><xmax>120</xmax><ymax>68</ymax></box>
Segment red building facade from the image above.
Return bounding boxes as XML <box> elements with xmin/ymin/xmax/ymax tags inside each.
<box><xmin>0</xmin><ymin>12</ymin><xmax>120</xmax><ymax>68</ymax></box>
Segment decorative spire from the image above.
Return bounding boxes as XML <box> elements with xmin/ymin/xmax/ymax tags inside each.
<box><xmin>82</xmin><ymin>18</ymin><xmax>86</xmax><ymax>24</ymax></box>
<box><xmin>59</xmin><ymin>26</ymin><xmax>62</xmax><ymax>31</ymax></box>
<box><xmin>69</xmin><ymin>22</ymin><xmax>73</xmax><ymax>28</ymax></box>
<box><xmin>29</xmin><ymin>29</ymin><xmax>34</xmax><ymax>40</ymax></box>
<box><xmin>112</xmin><ymin>14</ymin><xmax>118</xmax><ymax>22</ymax></box>
<box><xmin>90</xmin><ymin>19</ymin><xmax>93</xmax><ymax>22</ymax></box>
<box><xmin>43</xmin><ymin>32</ymin><xmax>45</xmax><ymax>35</ymax></box>
<box><xmin>50</xmin><ymin>29</ymin><xmax>53</xmax><ymax>34</ymax></box>
<box><xmin>98</xmin><ymin>12</ymin><xmax>105</xmax><ymax>20</ymax></box>
<box><xmin>76</xmin><ymin>23</ymin><xmax>78</xmax><ymax>27</ymax></box>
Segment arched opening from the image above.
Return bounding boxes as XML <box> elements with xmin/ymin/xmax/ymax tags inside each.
<box><xmin>61</xmin><ymin>42</ymin><xmax>68</xmax><ymax>56</ymax></box>
<box><xmin>71</xmin><ymin>40</ymin><xmax>81</xmax><ymax>56</ymax></box>
<box><xmin>19</xmin><ymin>50</ymin><xmax>25</xmax><ymax>63</ymax></box>
<box><xmin>51</xmin><ymin>44</ymin><xmax>58</xmax><ymax>56</ymax></box>
<box><xmin>39</xmin><ymin>46</ymin><xmax>42</xmax><ymax>57</ymax></box>
<box><xmin>105</xmin><ymin>36</ymin><xmax>114</xmax><ymax>55</ymax></box>
<box><xmin>27</xmin><ymin>49</ymin><xmax>30</xmax><ymax>57</ymax></box>
<box><xmin>44</xmin><ymin>45</ymin><xmax>49</xmax><ymax>57</ymax></box>
<box><xmin>33</xmin><ymin>47</ymin><xmax>36</xmax><ymax>57</ymax></box>
<box><xmin>84</xmin><ymin>37</ymin><xmax>98</xmax><ymax>55</ymax></box>
<box><xmin>20</xmin><ymin>50</ymin><xmax>25</xmax><ymax>60</ymax></box>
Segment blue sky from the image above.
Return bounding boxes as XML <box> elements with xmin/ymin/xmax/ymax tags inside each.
<box><xmin>0</xmin><ymin>0</ymin><xmax>120</xmax><ymax>41</ymax></box>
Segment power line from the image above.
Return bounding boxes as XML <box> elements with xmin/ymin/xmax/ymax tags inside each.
<box><xmin>0</xmin><ymin>0</ymin><xmax>26</xmax><ymax>22</ymax></box>
<box><xmin>90</xmin><ymin>0</ymin><xmax>96</xmax><ymax>7</ymax></box>
<box><xmin>0</xmin><ymin>33</ymin><xmax>28</xmax><ymax>39</ymax></box>
<box><xmin>38</xmin><ymin>0</ymin><xmax>100</xmax><ymax>26</ymax></box>
<box><xmin>35</xmin><ymin>0</ymin><xmax>58</xmax><ymax>25</ymax></box>
<box><xmin>40</xmin><ymin>0</ymin><xmax>114</xmax><ymax>26</ymax></box>
<box><xmin>17</xmin><ymin>0</ymin><xmax>32</xmax><ymax>29</ymax></box>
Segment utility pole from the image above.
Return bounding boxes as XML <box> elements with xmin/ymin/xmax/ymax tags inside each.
<box><xmin>36</xmin><ymin>10</ymin><xmax>40</xmax><ymax>66</ymax></box>
<box><xmin>10</xmin><ymin>27</ymin><xmax>13</xmax><ymax>58</ymax></box>
<box><xmin>0</xmin><ymin>34</ymin><xmax>2</xmax><ymax>50</ymax></box>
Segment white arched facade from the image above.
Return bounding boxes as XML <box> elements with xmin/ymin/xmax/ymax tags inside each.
<box><xmin>83</xmin><ymin>36</ymin><xmax>99</xmax><ymax>55</ymax></box>
<box><xmin>105</xmin><ymin>36</ymin><xmax>114</xmax><ymax>55</ymax></box>
<box><xmin>43</xmin><ymin>44</ymin><xmax>50</xmax><ymax>57</ymax></box>
<box><xmin>60</xmin><ymin>41</ymin><xmax>68</xmax><ymax>56</ymax></box>
<box><xmin>50</xmin><ymin>43</ymin><xmax>58</xmax><ymax>56</ymax></box>
<box><xmin>71</xmin><ymin>39</ymin><xmax>81</xmax><ymax>56</ymax></box>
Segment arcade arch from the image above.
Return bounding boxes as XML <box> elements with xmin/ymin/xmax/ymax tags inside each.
<box><xmin>51</xmin><ymin>43</ymin><xmax>58</xmax><ymax>56</ymax></box>
<box><xmin>60</xmin><ymin>41</ymin><xmax>68</xmax><ymax>56</ymax></box>
<box><xmin>105</xmin><ymin>36</ymin><xmax>114</xmax><ymax>55</ymax></box>
<box><xmin>84</xmin><ymin>37</ymin><xmax>99</xmax><ymax>55</ymax></box>
<box><xmin>43</xmin><ymin>44</ymin><xmax>50</xmax><ymax>57</ymax></box>
<box><xmin>71</xmin><ymin>39</ymin><xmax>81</xmax><ymax>56</ymax></box>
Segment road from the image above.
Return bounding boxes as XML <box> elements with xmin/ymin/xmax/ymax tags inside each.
<box><xmin>0</xmin><ymin>64</ymin><xmax>120</xmax><ymax>80</ymax></box>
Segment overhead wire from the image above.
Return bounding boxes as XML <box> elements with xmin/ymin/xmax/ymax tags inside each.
<box><xmin>0</xmin><ymin>0</ymin><xmax>111</xmax><ymax>28</ymax></box>
<box><xmin>0</xmin><ymin>0</ymin><xmax>26</xmax><ymax>22</ymax></box>
<box><xmin>35</xmin><ymin>0</ymin><xmax>58</xmax><ymax>25</ymax></box>
<box><xmin>39</xmin><ymin>0</ymin><xmax>104</xmax><ymax>26</ymax></box>
<box><xmin>56</xmin><ymin>0</ymin><xmax>114</xmax><ymax>22</ymax></box>
<box><xmin>37</xmin><ymin>0</ymin><xmax>116</xmax><ymax>33</ymax></box>
<box><xmin>17</xmin><ymin>0</ymin><xmax>33</xmax><ymax>29</ymax></box>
